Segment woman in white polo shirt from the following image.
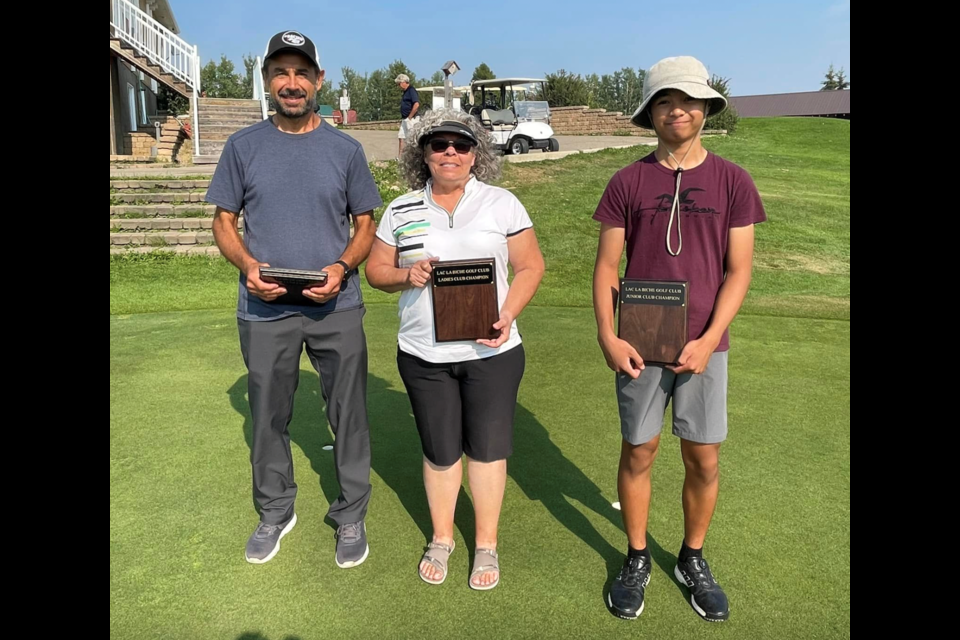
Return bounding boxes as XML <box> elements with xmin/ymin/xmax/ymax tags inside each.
<box><xmin>366</xmin><ymin>110</ymin><xmax>544</xmax><ymax>590</ymax></box>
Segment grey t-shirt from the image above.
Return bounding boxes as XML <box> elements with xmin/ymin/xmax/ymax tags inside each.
<box><xmin>205</xmin><ymin>118</ymin><xmax>383</xmax><ymax>321</ymax></box>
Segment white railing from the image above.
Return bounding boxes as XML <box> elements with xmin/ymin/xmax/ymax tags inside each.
<box><xmin>110</xmin><ymin>0</ymin><xmax>201</xmax><ymax>154</ymax></box>
<box><xmin>192</xmin><ymin>55</ymin><xmax>201</xmax><ymax>156</ymax></box>
<box><xmin>253</xmin><ymin>57</ymin><xmax>269</xmax><ymax>120</ymax></box>
<box><xmin>110</xmin><ymin>0</ymin><xmax>198</xmax><ymax>89</ymax></box>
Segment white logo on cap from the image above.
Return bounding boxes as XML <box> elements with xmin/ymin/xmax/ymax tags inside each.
<box><xmin>281</xmin><ymin>31</ymin><xmax>305</xmax><ymax>46</ymax></box>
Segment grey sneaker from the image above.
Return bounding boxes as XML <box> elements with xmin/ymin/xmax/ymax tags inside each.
<box><xmin>244</xmin><ymin>513</ymin><xmax>297</xmax><ymax>564</ymax></box>
<box><xmin>335</xmin><ymin>520</ymin><xmax>369</xmax><ymax>568</ymax></box>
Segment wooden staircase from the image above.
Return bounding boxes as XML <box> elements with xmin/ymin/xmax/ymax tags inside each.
<box><xmin>110</xmin><ymin>37</ymin><xmax>192</xmax><ymax>99</ymax></box>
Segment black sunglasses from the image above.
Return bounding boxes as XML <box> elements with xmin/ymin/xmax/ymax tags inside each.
<box><xmin>426</xmin><ymin>138</ymin><xmax>476</xmax><ymax>154</ymax></box>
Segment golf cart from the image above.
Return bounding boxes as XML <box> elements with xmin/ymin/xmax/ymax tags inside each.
<box><xmin>466</xmin><ymin>78</ymin><xmax>560</xmax><ymax>155</ymax></box>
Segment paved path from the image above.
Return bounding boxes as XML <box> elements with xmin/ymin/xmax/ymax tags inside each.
<box><xmin>110</xmin><ymin>131</ymin><xmax>657</xmax><ymax>177</ymax></box>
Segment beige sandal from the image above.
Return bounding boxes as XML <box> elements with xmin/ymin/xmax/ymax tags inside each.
<box><xmin>469</xmin><ymin>548</ymin><xmax>500</xmax><ymax>591</ymax></box>
<box><xmin>419</xmin><ymin>540</ymin><xmax>455</xmax><ymax>585</ymax></box>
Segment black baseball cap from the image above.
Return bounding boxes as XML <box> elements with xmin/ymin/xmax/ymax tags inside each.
<box><xmin>262</xmin><ymin>31</ymin><xmax>321</xmax><ymax>71</ymax></box>
<box><xmin>418</xmin><ymin>121</ymin><xmax>479</xmax><ymax>146</ymax></box>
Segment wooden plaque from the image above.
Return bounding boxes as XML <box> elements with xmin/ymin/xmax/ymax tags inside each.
<box><xmin>430</xmin><ymin>258</ymin><xmax>499</xmax><ymax>342</ymax></box>
<box><xmin>618</xmin><ymin>279</ymin><xmax>688</xmax><ymax>366</ymax></box>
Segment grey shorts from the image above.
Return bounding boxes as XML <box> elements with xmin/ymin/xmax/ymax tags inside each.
<box><xmin>398</xmin><ymin>116</ymin><xmax>420</xmax><ymax>139</ymax></box>
<box><xmin>616</xmin><ymin>350</ymin><xmax>728</xmax><ymax>445</ymax></box>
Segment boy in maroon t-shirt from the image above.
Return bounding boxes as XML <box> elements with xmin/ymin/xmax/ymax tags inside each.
<box><xmin>592</xmin><ymin>56</ymin><xmax>766</xmax><ymax>622</ymax></box>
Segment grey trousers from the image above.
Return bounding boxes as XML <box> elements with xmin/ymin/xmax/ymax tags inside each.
<box><xmin>238</xmin><ymin>307</ymin><xmax>371</xmax><ymax>526</ymax></box>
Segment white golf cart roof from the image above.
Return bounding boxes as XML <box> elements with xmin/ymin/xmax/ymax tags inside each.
<box><xmin>470</xmin><ymin>78</ymin><xmax>546</xmax><ymax>88</ymax></box>
<box><xmin>417</xmin><ymin>85</ymin><xmax>472</xmax><ymax>93</ymax></box>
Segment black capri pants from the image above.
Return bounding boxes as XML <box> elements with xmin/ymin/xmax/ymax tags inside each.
<box><xmin>396</xmin><ymin>344</ymin><xmax>525</xmax><ymax>466</ymax></box>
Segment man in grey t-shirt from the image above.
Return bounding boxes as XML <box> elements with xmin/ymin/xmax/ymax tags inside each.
<box><xmin>205</xmin><ymin>30</ymin><xmax>383</xmax><ymax>568</ymax></box>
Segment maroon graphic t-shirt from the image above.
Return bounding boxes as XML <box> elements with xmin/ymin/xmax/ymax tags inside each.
<box><xmin>593</xmin><ymin>152</ymin><xmax>766</xmax><ymax>352</ymax></box>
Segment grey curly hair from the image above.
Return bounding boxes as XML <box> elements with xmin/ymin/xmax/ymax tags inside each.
<box><xmin>399</xmin><ymin>109</ymin><xmax>502</xmax><ymax>191</ymax></box>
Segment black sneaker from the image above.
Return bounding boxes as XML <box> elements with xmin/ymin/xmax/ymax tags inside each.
<box><xmin>607</xmin><ymin>555</ymin><xmax>652</xmax><ymax>619</ymax></box>
<box><xmin>335</xmin><ymin>520</ymin><xmax>369</xmax><ymax>568</ymax></box>
<box><xmin>674</xmin><ymin>556</ymin><xmax>729</xmax><ymax>622</ymax></box>
<box><xmin>244</xmin><ymin>513</ymin><xmax>297</xmax><ymax>564</ymax></box>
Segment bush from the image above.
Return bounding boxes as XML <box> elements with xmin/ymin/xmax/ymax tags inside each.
<box><xmin>542</xmin><ymin>70</ymin><xmax>591</xmax><ymax>107</ymax></box>
<box><xmin>706</xmin><ymin>74</ymin><xmax>739</xmax><ymax>133</ymax></box>
<box><xmin>157</xmin><ymin>88</ymin><xmax>189</xmax><ymax>116</ymax></box>
<box><xmin>707</xmin><ymin>102</ymin><xmax>739</xmax><ymax>133</ymax></box>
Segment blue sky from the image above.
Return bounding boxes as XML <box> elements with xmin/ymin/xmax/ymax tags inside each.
<box><xmin>173</xmin><ymin>0</ymin><xmax>850</xmax><ymax>96</ymax></box>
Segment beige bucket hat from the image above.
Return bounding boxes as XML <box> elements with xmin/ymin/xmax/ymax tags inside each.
<box><xmin>631</xmin><ymin>56</ymin><xmax>727</xmax><ymax>128</ymax></box>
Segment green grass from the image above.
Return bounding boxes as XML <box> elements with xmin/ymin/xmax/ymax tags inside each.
<box><xmin>111</xmin><ymin>306</ymin><xmax>849</xmax><ymax>640</ymax></box>
<box><xmin>111</xmin><ymin>118</ymin><xmax>849</xmax><ymax>639</ymax></box>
